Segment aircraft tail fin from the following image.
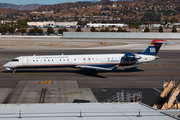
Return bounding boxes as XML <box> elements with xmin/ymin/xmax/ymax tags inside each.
<box><xmin>137</xmin><ymin>39</ymin><xmax>173</xmax><ymax>55</ymax></box>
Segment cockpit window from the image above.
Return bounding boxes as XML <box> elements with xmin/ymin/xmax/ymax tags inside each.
<box><xmin>11</xmin><ymin>59</ymin><xmax>19</xmax><ymax>62</ymax></box>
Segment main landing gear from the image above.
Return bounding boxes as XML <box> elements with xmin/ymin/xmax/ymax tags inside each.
<box><xmin>12</xmin><ymin>69</ymin><xmax>16</xmax><ymax>74</ymax></box>
<box><xmin>92</xmin><ymin>70</ymin><xmax>98</xmax><ymax>75</ymax></box>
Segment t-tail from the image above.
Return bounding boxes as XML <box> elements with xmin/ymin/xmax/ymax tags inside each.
<box><xmin>137</xmin><ymin>39</ymin><xmax>172</xmax><ymax>55</ymax></box>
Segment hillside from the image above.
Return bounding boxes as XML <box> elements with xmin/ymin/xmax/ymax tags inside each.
<box><xmin>35</xmin><ymin>2</ymin><xmax>94</xmax><ymax>11</ymax></box>
<box><xmin>0</xmin><ymin>0</ymin><xmax>180</xmax><ymax>24</ymax></box>
<box><xmin>0</xmin><ymin>3</ymin><xmax>42</xmax><ymax>10</ymax></box>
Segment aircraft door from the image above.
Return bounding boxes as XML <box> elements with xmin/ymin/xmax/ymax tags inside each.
<box><xmin>22</xmin><ymin>57</ymin><xmax>28</xmax><ymax>65</ymax></box>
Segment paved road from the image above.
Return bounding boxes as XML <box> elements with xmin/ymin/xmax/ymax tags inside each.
<box><xmin>0</xmin><ymin>49</ymin><xmax>180</xmax><ymax>88</ymax></box>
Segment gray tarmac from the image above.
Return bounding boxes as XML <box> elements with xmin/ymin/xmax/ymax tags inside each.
<box><xmin>0</xmin><ymin>49</ymin><xmax>180</xmax><ymax>104</ymax></box>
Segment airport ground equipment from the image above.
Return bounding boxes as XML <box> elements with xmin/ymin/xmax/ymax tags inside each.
<box><xmin>103</xmin><ymin>90</ymin><xmax>142</xmax><ymax>103</ymax></box>
<box><xmin>153</xmin><ymin>79</ymin><xmax>180</xmax><ymax>109</ymax></box>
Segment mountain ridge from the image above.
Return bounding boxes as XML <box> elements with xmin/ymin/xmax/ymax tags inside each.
<box><xmin>0</xmin><ymin>3</ymin><xmax>43</xmax><ymax>10</ymax></box>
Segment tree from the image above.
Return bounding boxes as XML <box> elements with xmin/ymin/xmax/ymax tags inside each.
<box><xmin>172</xmin><ymin>26</ymin><xmax>177</xmax><ymax>32</ymax></box>
<box><xmin>10</xmin><ymin>21</ymin><xmax>15</xmax><ymax>27</ymax></box>
<box><xmin>117</xmin><ymin>27</ymin><xmax>122</xmax><ymax>32</ymax></box>
<box><xmin>0</xmin><ymin>28</ymin><xmax>4</xmax><ymax>33</ymax></box>
<box><xmin>177</xmin><ymin>6</ymin><xmax>180</xmax><ymax>13</ymax></box>
<box><xmin>105</xmin><ymin>28</ymin><xmax>110</xmax><ymax>32</ymax></box>
<box><xmin>90</xmin><ymin>26</ymin><xmax>97</xmax><ymax>32</ymax></box>
<box><xmin>37</xmin><ymin>29</ymin><xmax>43</xmax><ymax>33</ymax></box>
<box><xmin>8</xmin><ymin>27</ymin><xmax>15</xmax><ymax>33</ymax></box>
<box><xmin>77</xmin><ymin>20</ymin><xmax>87</xmax><ymax>26</ymax></box>
<box><xmin>47</xmin><ymin>27</ymin><xmax>54</xmax><ymax>33</ymax></box>
<box><xmin>17</xmin><ymin>20</ymin><xmax>28</xmax><ymax>28</ymax></box>
<box><xmin>159</xmin><ymin>26</ymin><xmax>163</xmax><ymax>32</ymax></box>
<box><xmin>63</xmin><ymin>27</ymin><xmax>68</xmax><ymax>32</ymax></box>
<box><xmin>34</xmin><ymin>26</ymin><xmax>38</xmax><ymax>31</ymax></box>
<box><xmin>101</xmin><ymin>21</ymin><xmax>107</xmax><ymax>23</ymax></box>
<box><xmin>17</xmin><ymin>29</ymin><xmax>26</xmax><ymax>33</ymax></box>
<box><xmin>128</xmin><ymin>22</ymin><xmax>133</xmax><ymax>31</ymax></box>
<box><xmin>144</xmin><ymin>27</ymin><xmax>150</xmax><ymax>32</ymax></box>
<box><xmin>76</xmin><ymin>26</ymin><xmax>82</xmax><ymax>32</ymax></box>
<box><xmin>21</xmin><ymin>29</ymin><xmax>27</xmax><ymax>33</ymax></box>
<box><xmin>2</xmin><ymin>24</ymin><xmax>10</xmax><ymax>32</ymax></box>
<box><xmin>58</xmin><ymin>27</ymin><xmax>68</xmax><ymax>34</ymax></box>
<box><xmin>135</xmin><ymin>23</ymin><xmax>139</xmax><ymax>32</ymax></box>
<box><xmin>29</xmin><ymin>28</ymin><xmax>36</xmax><ymax>33</ymax></box>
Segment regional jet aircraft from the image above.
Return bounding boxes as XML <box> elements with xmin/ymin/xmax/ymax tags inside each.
<box><xmin>3</xmin><ymin>39</ymin><xmax>172</xmax><ymax>74</ymax></box>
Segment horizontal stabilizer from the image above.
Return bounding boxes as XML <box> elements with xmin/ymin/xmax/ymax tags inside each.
<box><xmin>153</xmin><ymin>41</ymin><xmax>174</xmax><ymax>44</ymax></box>
<box><xmin>151</xmin><ymin>39</ymin><xmax>174</xmax><ymax>45</ymax></box>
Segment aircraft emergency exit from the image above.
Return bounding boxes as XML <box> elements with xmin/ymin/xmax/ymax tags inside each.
<box><xmin>3</xmin><ymin>39</ymin><xmax>172</xmax><ymax>74</ymax></box>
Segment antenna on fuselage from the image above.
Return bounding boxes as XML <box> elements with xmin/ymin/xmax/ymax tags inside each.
<box><xmin>33</xmin><ymin>54</ymin><xmax>36</xmax><ymax>56</ymax></box>
<box><xmin>62</xmin><ymin>53</ymin><xmax>64</xmax><ymax>56</ymax></box>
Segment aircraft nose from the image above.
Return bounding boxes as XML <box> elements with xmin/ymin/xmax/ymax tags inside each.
<box><xmin>3</xmin><ymin>63</ymin><xmax>9</xmax><ymax>68</ymax></box>
<box><xmin>3</xmin><ymin>64</ymin><xmax>7</xmax><ymax>67</ymax></box>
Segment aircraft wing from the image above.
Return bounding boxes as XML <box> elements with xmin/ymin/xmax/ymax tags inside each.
<box><xmin>76</xmin><ymin>65</ymin><xmax>112</xmax><ymax>71</ymax></box>
<box><xmin>76</xmin><ymin>65</ymin><xmax>119</xmax><ymax>71</ymax></box>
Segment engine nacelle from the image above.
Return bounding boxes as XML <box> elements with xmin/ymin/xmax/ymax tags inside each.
<box><xmin>124</xmin><ymin>52</ymin><xmax>141</xmax><ymax>61</ymax></box>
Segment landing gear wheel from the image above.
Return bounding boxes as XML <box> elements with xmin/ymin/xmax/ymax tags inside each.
<box><xmin>12</xmin><ymin>69</ymin><xmax>16</xmax><ymax>74</ymax></box>
<box><xmin>92</xmin><ymin>70</ymin><xmax>97</xmax><ymax>75</ymax></box>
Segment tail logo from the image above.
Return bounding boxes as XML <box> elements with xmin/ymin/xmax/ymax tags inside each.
<box><xmin>150</xmin><ymin>47</ymin><xmax>156</xmax><ymax>53</ymax></box>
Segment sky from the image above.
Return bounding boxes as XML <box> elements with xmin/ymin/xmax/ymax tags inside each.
<box><xmin>0</xmin><ymin>0</ymin><xmax>118</xmax><ymax>5</ymax></box>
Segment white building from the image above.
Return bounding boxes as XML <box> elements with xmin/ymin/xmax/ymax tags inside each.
<box><xmin>27</xmin><ymin>21</ymin><xmax>78</xmax><ymax>27</ymax></box>
<box><xmin>87</xmin><ymin>23</ymin><xmax>127</xmax><ymax>28</ymax></box>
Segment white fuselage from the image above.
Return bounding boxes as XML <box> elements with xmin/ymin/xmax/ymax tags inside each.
<box><xmin>3</xmin><ymin>53</ymin><xmax>156</xmax><ymax>70</ymax></box>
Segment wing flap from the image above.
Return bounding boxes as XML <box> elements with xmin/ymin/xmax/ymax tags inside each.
<box><xmin>76</xmin><ymin>65</ymin><xmax>112</xmax><ymax>71</ymax></box>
